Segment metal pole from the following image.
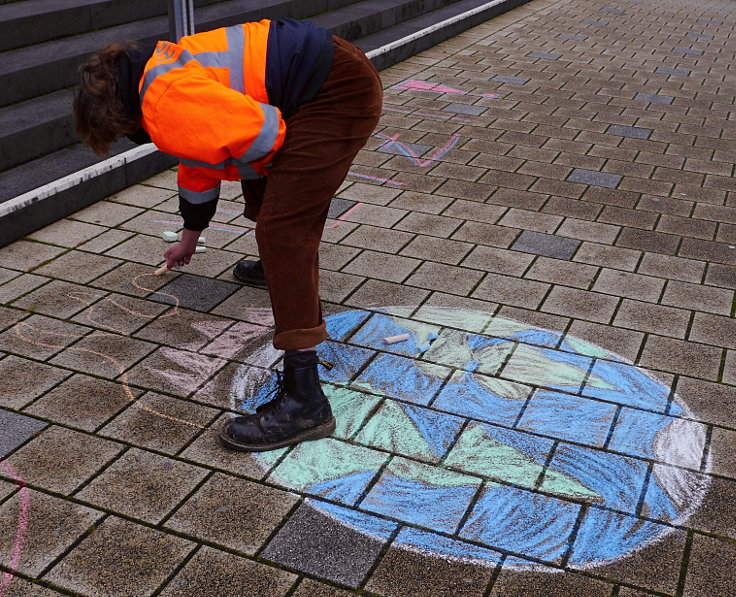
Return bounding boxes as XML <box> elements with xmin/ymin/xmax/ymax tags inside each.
<box><xmin>167</xmin><ymin>0</ymin><xmax>195</xmax><ymax>42</ymax></box>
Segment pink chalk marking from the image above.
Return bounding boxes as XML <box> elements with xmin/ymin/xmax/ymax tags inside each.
<box><xmin>375</xmin><ymin>132</ymin><xmax>460</xmax><ymax>168</ymax></box>
<box><xmin>393</xmin><ymin>80</ymin><xmax>468</xmax><ymax>95</ymax></box>
<box><xmin>324</xmin><ymin>202</ymin><xmax>364</xmax><ymax>229</ymax></box>
<box><xmin>0</xmin><ymin>461</ymin><xmax>30</xmax><ymax>597</ymax></box>
<box><xmin>347</xmin><ymin>171</ymin><xmax>406</xmax><ymax>186</ymax></box>
<box><xmin>482</xmin><ymin>93</ymin><xmax>501</xmax><ymax>98</ymax></box>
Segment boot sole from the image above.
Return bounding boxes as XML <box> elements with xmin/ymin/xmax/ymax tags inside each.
<box><xmin>217</xmin><ymin>417</ymin><xmax>336</xmax><ymax>452</ymax></box>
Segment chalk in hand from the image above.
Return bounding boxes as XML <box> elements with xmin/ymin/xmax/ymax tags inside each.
<box><xmin>154</xmin><ymin>264</ymin><xmax>169</xmax><ymax>276</ymax></box>
<box><xmin>384</xmin><ymin>333</ymin><xmax>410</xmax><ymax>344</ymax></box>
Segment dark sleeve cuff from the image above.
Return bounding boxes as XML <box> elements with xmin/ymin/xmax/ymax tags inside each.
<box><xmin>179</xmin><ymin>196</ymin><xmax>218</xmax><ymax>231</ymax></box>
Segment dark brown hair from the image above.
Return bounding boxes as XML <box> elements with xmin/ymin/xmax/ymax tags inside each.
<box><xmin>74</xmin><ymin>43</ymin><xmax>141</xmax><ymax>155</ymax></box>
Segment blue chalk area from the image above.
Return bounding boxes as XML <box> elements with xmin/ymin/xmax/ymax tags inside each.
<box><xmin>317</xmin><ymin>341</ymin><xmax>375</xmax><ymax>384</ymax></box>
<box><xmin>307</xmin><ymin>471</ymin><xmax>378</xmax><ymax>506</ymax></box>
<box><xmin>403</xmin><ymin>404</ymin><xmax>465</xmax><ymax>459</ymax></box>
<box><xmin>569</xmin><ymin>507</ymin><xmax>669</xmax><ymax>565</ymax></box>
<box><xmin>362</xmin><ymin>474</ymin><xmax>479</xmax><ymax>533</ymax></box>
<box><xmin>359</xmin><ymin>352</ymin><xmax>447</xmax><ymax>405</ymax></box>
<box><xmin>310</xmin><ymin>498</ymin><xmax>398</xmax><ymax>540</ymax></box>
<box><xmin>517</xmin><ymin>391</ymin><xmax>617</xmax><ymax>447</ymax></box>
<box><xmin>607</xmin><ymin>408</ymin><xmax>674</xmax><ymax>460</ymax></box>
<box><xmin>584</xmin><ymin>360</ymin><xmax>670</xmax><ymax>412</ymax></box>
<box><xmin>325</xmin><ymin>310</ymin><xmax>371</xmax><ymax>341</ymax></box>
<box><xmin>643</xmin><ymin>473</ymin><xmax>680</xmax><ymax>523</ymax></box>
<box><xmin>460</xmin><ymin>484</ymin><xmax>580</xmax><ymax>562</ymax></box>
<box><xmin>467</xmin><ymin>334</ymin><xmax>508</xmax><ymax>351</ymax></box>
<box><xmin>395</xmin><ymin>527</ymin><xmax>503</xmax><ymax>564</ymax></box>
<box><xmin>433</xmin><ymin>371</ymin><xmax>525</xmax><ymax>425</ymax></box>
<box><xmin>238</xmin><ymin>371</ymin><xmax>281</xmax><ymax>412</ymax></box>
<box><xmin>509</xmin><ymin>329</ymin><xmax>563</xmax><ymax>349</ymax></box>
<box><xmin>549</xmin><ymin>444</ymin><xmax>649</xmax><ymax>512</ymax></box>
<box><xmin>668</xmin><ymin>400</ymin><xmax>684</xmax><ymax>417</ymax></box>
<box><xmin>351</xmin><ymin>312</ymin><xmax>420</xmax><ymax>356</ymax></box>
<box><xmin>482</xmin><ymin>425</ymin><xmax>555</xmax><ymax>465</ymax></box>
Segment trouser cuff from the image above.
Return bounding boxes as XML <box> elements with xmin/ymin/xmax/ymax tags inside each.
<box><xmin>274</xmin><ymin>321</ymin><xmax>328</xmax><ymax>350</ymax></box>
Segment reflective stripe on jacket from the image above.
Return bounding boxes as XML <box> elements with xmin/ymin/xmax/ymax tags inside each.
<box><xmin>139</xmin><ymin>20</ymin><xmax>287</xmax><ymax>203</ymax></box>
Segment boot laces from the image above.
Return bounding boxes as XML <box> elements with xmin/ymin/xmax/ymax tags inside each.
<box><xmin>255</xmin><ymin>371</ymin><xmax>285</xmax><ymax>415</ymax></box>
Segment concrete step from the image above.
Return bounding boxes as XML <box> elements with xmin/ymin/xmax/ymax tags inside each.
<box><xmin>0</xmin><ymin>89</ymin><xmax>74</xmax><ymax>172</ymax></box>
<box><xmin>0</xmin><ymin>0</ymin><xmax>364</xmax><ymax>106</ymax></box>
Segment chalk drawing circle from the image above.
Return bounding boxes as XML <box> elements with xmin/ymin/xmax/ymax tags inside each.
<box><xmin>230</xmin><ymin>307</ymin><xmax>710</xmax><ymax>569</ymax></box>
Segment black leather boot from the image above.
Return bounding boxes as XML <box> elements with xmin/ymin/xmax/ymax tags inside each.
<box><xmin>232</xmin><ymin>259</ymin><xmax>268</xmax><ymax>288</ymax></box>
<box><xmin>218</xmin><ymin>351</ymin><xmax>335</xmax><ymax>452</ymax></box>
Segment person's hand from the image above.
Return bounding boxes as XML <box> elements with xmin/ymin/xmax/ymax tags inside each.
<box><xmin>163</xmin><ymin>229</ymin><xmax>200</xmax><ymax>269</ymax></box>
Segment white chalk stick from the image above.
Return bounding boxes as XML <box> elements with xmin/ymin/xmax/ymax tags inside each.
<box><xmin>194</xmin><ymin>246</ymin><xmax>206</xmax><ymax>253</ymax></box>
<box><xmin>162</xmin><ymin>230</ymin><xmax>178</xmax><ymax>242</ymax></box>
<box><xmin>154</xmin><ymin>264</ymin><xmax>169</xmax><ymax>276</ymax></box>
<box><xmin>384</xmin><ymin>333</ymin><xmax>410</xmax><ymax>344</ymax></box>
<box><xmin>197</xmin><ymin>236</ymin><xmax>206</xmax><ymax>245</ymax></box>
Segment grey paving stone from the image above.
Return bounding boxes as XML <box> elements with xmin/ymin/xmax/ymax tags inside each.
<box><xmin>683</xmin><ymin>533</ymin><xmax>736</xmax><ymax>596</ymax></box>
<box><xmin>634</xmin><ymin>92</ymin><xmax>674</xmax><ymax>105</ymax></box>
<box><xmin>0</xmin><ymin>355</ymin><xmax>72</xmax><ymax>409</ymax></box>
<box><xmin>0</xmin><ymin>490</ymin><xmax>102</xmax><ymax>576</ymax></box>
<box><xmin>527</xmin><ymin>51</ymin><xmax>562</xmax><ymax>60</ymax></box>
<box><xmin>262</xmin><ymin>500</ymin><xmax>397</xmax><ymax>588</ymax></box>
<box><xmin>291</xmin><ymin>578</ymin><xmax>356</xmax><ymax>596</ymax></box>
<box><xmin>328</xmin><ymin>197</ymin><xmax>358</xmax><ymax>219</ymax></box>
<box><xmin>159</xmin><ymin>546</ymin><xmax>296</xmax><ymax>597</ymax></box>
<box><xmin>166</xmin><ymin>472</ymin><xmax>299</xmax><ymax>555</ymax></box>
<box><xmin>557</xmin><ymin>33</ymin><xmax>588</xmax><ymax>40</ymax></box>
<box><xmin>673</xmin><ymin>47</ymin><xmax>704</xmax><ymax>55</ymax></box>
<box><xmin>567</xmin><ymin>169</ymin><xmax>621</xmax><ymax>189</ymax></box>
<box><xmin>686</xmin><ymin>31</ymin><xmax>714</xmax><ymax>39</ymax></box>
<box><xmin>655</xmin><ymin>67</ymin><xmax>691</xmax><ymax>77</ymax></box>
<box><xmin>600</xmin><ymin>6</ymin><xmax>625</xmax><ymax>12</ymax></box>
<box><xmin>491</xmin><ymin>565</ymin><xmax>613</xmax><ymax>596</ymax></box>
<box><xmin>76</xmin><ymin>448</ymin><xmax>209</xmax><ymax>524</ymax></box>
<box><xmin>0</xmin><ymin>408</ymin><xmax>47</xmax><ymax>458</ymax></box>
<box><xmin>606</xmin><ymin>125</ymin><xmax>652</xmax><ymax>140</ymax></box>
<box><xmin>6</xmin><ymin>426</ymin><xmax>123</xmax><ymax>493</ymax></box>
<box><xmin>580</xmin><ymin>19</ymin><xmax>608</xmax><ymax>25</ymax></box>
<box><xmin>0</xmin><ymin>577</ymin><xmax>67</xmax><ymax>596</ymax></box>
<box><xmin>100</xmin><ymin>392</ymin><xmax>219</xmax><ymax>454</ymax></box>
<box><xmin>492</xmin><ymin>75</ymin><xmax>530</xmax><ymax>85</ymax></box>
<box><xmin>696</xmin><ymin>18</ymin><xmax>722</xmax><ymax>24</ymax></box>
<box><xmin>511</xmin><ymin>230</ymin><xmax>581</xmax><ymax>261</ymax></box>
<box><xmin>25</xmin><ymin>374</ymin><xmax>139</xmax><ymax>432</ymax></box>
<box><xmin>442</xmin><ymin>102</ymin><xmax>486</xmax><ymax>116</ymax></box>
<box><xmin>151</xmin><ymin>273</ymin><xmax>240</xmax><ymax>312</ymax></box>
<box><xmin>45</xmin><ymin>516</ymin><xmax>195</xmax><ymax>597</ymax></box>
<box><xmin>366</xmin><ymin>528</ymin><xmax>499</xmax><ymax>596</ymax></box>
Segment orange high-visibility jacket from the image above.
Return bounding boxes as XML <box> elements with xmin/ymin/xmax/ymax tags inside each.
<box><xmin>139</xmin><ymin>20</ymin><xmax>287</xmax><ymax>204</ymax></box>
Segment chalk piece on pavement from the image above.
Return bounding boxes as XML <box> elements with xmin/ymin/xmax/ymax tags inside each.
<box><xmin>427</xmin><ymin>331</ymin><xmax>439</xmax><ymax>341</ymax></box>
<box><xmin>197</xmin><ymin>236</ymin><xmax>206</xmax><ymax>245</ymax></box>
<box><xmin>418</xmin><ymin>342</ymin><xmax>431</xmax><ymax>353</ymax></box>
<box><xmin>384</xmin><ymin>333</ymin><xmax>410</xmax><ymax>344</ymax></box>
<box><xmin>162</xmin><ymin>231</ymin><xmax>178</xmax><ymax>242</ymax></box>
<box><xmin>195</xmin><ymin>246</ymin><xmax>206</xmax><ymax>253</ymax></box>
<box><xmin>154</xmin><ymin>265</ymin><xmax>169</xmax><ymax>276</ymax></box>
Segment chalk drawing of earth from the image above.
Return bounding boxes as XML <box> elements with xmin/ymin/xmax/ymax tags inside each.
<box><xmin>229</xmin><ymin>306</ymin><xmax>710</xmax><ymax>569</ymax></box>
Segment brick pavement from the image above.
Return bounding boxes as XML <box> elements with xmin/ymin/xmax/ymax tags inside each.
<box><xmin>1</xmin><ymin>0</ymin><xmax>736</xmax><ymax>594</ymax></box>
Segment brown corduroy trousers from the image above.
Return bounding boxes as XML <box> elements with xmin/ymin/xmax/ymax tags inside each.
<box><xmin>240</xmin><ymin>36</ymin><xmax>383</xmax><ymax>350</ymax></box>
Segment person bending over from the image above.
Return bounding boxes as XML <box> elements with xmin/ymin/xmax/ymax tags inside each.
<box><xmin>74</xmin><ymin>18</ymin><xmax>383</xmax><ymax>451</ymax></box>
